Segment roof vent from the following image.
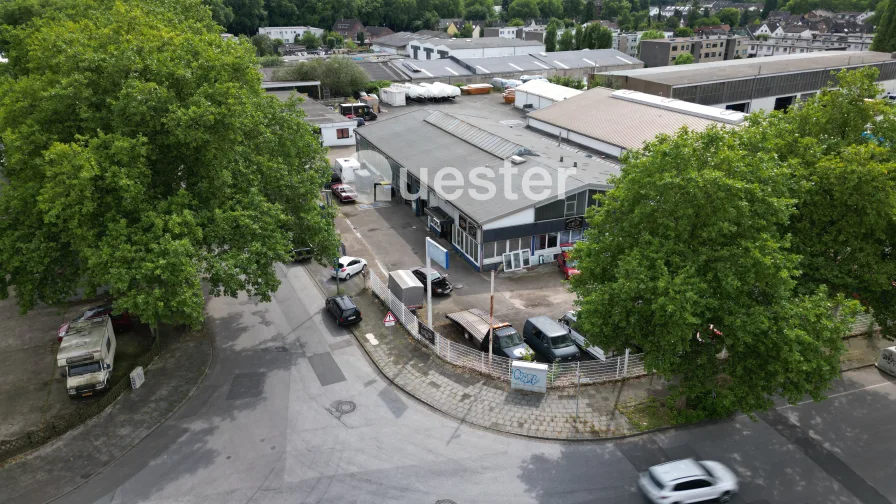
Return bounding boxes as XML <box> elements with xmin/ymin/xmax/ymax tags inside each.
<box><xmin>509</xmin><ymin>155</ymin><xmax>527</xmax><ymax>165</ymax></box>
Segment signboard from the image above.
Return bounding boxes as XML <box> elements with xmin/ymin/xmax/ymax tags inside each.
<box><xmin>426</xmin><ymin>237</ymin><xmax>449</xmax><ymax>270</ymax></box>
<box><xmin>383</xmin><ymin>311</ymin><xmax>397</xmax><ymax>327</ymax></box>
<box><xmin>458</xmin><ymin>215</ymin><xmax>467</xmax><ymax>232</ymax></box>
<box><xmin>565</xmin><ymin>216</ymin><xmax>584</xmax><ymax>230</ymax></box>
<box><xmin>510</xmin><ymin>361</ymin><xmax>548</xmax><ymax>394</ymax></box>
<box><xmin>418</xmin><ymin>320</ymin><xmax>436</xmax><ymax>344</ymax></box>
<box><xmin>130</xmin><ymin>366</ymin><xmax>145</xmax><ymax>390</ymax></box>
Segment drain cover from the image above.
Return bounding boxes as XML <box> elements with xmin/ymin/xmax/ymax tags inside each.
<box><xmin>333</xmin><ymin>400</ymin><xmax>356</xmax><ymax>414</ymax></box>
<box><xmin>435</xmin><ymin>500</ymin><xmax>458</xmax><ymax>504</ymax></box>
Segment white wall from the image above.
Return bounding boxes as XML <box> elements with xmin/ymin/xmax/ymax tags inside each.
<box><xmin>527</xmin><ymin>118</ymin><xmax>625</xmax><ymax>158</ymax></box>
<box><xmin>320</xmin><ymin>122</ymin><xmax>357</xmax><ymax>147</ymax></box>
<box><xmin>482</xmin><ymin>207</ymin><xmax>535</xmax><ymax>229</ymax></box>
<box><xmin>514</xmin><ymin>91</ymin><xmax>555</xmax><ymax>110</ymax></box>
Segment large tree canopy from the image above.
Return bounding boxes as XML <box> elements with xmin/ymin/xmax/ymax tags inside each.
<box><xmin>0</xmin><ymin>0</ymin><xmax>340</xmax><ymax>328</ymax></box>
<box><xmin>570</xmin><ymin>68</ymin><xmax>894</xmax><ymax>418</ymax></box>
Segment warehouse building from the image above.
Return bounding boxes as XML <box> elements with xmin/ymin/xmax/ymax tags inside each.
<box><xmin>407</xmin><ymin>37</ymin><xmax>545</xmax><ymax>60</ymax></box>
<box><xmin>602</xmin><ymin>51</ymin><xmax>896</xmax><ymax>112</ymax></box>
<box><xmin>527</xmin><ymin>87</ymin><xmax>746</xmax><ymax>158</ymax></box>
<box><xmin>513</xmin><ymin>79</ymin><xmax>583</xmax><ymax>111</ymax></box>
<box><xmin>269</xmin><ymin>92</ymin><xmax>357</xmax><ymax>147</ymax></box>
<box><xmin>370</xmin><ymin>31</ymin><xmax>449</xmax><ymax>55</ymax></box>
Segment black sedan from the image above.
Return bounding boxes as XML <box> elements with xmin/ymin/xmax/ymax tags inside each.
<box><xmin>410</xmin><ymin>267</ymin><xmax>452</xmax><ymax>295</ymax></box>
<box><xmin>325</xmin><ymin>295</ymin><xmax>362</xmax><ymax>326</ymax></box>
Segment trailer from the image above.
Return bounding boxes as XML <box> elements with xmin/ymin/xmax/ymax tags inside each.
<box><xmin>446</xmin><ymin>308</ymin><xmax>530</xmax><ymax>359</ymax></box>
<box><xmin>380</xmin><ymin>86</ymin><xmax>407</xmax><ymax>106</ymax></box>
<box><xmin>388</xmin><ymin>270</ymin><xmax>425</xmax><ymax>311</ymax></box>
<box><xmin>461</xmin><ymin>83</ymin><xmax>493</xmax><ymax>95</ymax></box>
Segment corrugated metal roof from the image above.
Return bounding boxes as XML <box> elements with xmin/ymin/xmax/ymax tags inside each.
<box><xmin>604</xmin><ymin>51</ymin><xmax>895</xmax><ymax>86</ymax></box>
<box><xmin>515</xmin><ymin>80</ymin><xmax>583</xmax><ymax>102</ymax></box>
<box><xmin>527</xmin><ymin>87</ymin><xmax>731</xmax><ymax>151</ymax></box>
<box><xmin>424</xmin><ymin>110</ymin><xmax>525</xmax><ymax>159</ymax></box>
<box><xmin>531</xmin><ymin>49</ymin><xmax>643</xmax><ymax>70</ymax></box>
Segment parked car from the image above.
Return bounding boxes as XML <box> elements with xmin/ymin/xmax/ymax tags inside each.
<box><xmin>58</xmin><ymin>303</ymin><xmax>133</xmax><ymax>341</ymax></box>
<box><xmin>446</xmin><ymin>309</ymin><xmax>530</xmax><ymax>359</ymax></box>
<box><xmin>638</xmin><ymin>458</ymin><xmax>738</xmax><ymax>504</ymax></box>
<box><xmin>557</xmin><ymin>243</ymin><xmax>579</xmax><ymax>280</ymax></box>
<box><xmin>332</xmin><ymin>256</ymin><xmax>367</xmax><ymax>280</ymax></box>
<box><xmin>331</xmin><ymin>183</ymin><xmax>358</xmax><ymax>203</ymax></box>
<box><xmin>522</xmin><ymin>316</ymin><xmax>580</xmax><ymax>362</ymax></box>
<box><xmin>291</xmin><ymin>247</ymin><xmax>312</xmax><ymax>262</ymax></box>
<box><xmin>410</xmin><ymin>266</ymin><xmax>452</xmax><ymax>295</ymax></box>
<box><xmin>325</xmin><ymin>295</ymin><xmax>362</xmax><ymax>326</ymax></box>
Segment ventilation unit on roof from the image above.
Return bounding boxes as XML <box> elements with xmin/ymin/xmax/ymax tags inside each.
<box><xmin>403</xmin><ymin>61</ymin><xmax>421</xmax><ymax>72</ymax></box>
<box><xmin>610</xmin><ymin>89</ymin><xmax>747</xmax><ymax>125</ymax></box>
<box><xmin>509</xmin><ymin>155</ymin><xmax>527</xmax><ymax>165</ymax></box>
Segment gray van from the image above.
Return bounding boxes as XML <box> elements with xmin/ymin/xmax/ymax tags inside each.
<box><xmin>523</xmin><ymin>316</ymin><xmax>580</xmax><ymax>363</ymax></box>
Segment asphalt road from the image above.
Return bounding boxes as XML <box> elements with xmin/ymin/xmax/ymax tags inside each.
<box><xmin>50</xmin><ymin>262</ymin><xmax>896</xmax><ymax>504</ymax></box>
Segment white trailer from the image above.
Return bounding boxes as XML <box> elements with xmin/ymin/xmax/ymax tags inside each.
<box><xmin>57</xmin><ymin>316</ymin><xmax>117</xmax><ymax>397</ymax></box>
<box><xmin>380</xmin><ymin>86</ymin><xmax>407</xmax><ymax>106</ymax></box>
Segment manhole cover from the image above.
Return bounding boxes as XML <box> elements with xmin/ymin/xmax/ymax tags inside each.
<box><xmin>327</xmin><ymin>400</ymin><xmax>357</xmax><ymax>419</ymax></box>
<box><xmin>435</xmin><ymin>500</ymin><xmax>458</xmax><ymax>504</ymax></box>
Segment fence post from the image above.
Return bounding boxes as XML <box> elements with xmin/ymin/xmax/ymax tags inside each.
<box><xmin>623</xmin><ymin>348</ymin><xmax>630</xmax><ymax>378</ymax></box>
<box><xmin>550</xmin><ymin>362</ymin><xmax>555</xmax><ymax>386</ymax></box>
<box><xmin>481</xmin><ymin>352</ymin><xmax>485</xmax><ymax>374</ymax></box>
<box><xmin>616</xmin><ymin>357</ymin><xmax>621</xmax><ymax>379</ymax></box>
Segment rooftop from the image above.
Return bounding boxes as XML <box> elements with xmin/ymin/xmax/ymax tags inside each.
<box><xmin>394</xmin><ymin>58</ymin><xmax>473</xmax><ymax>78</ymax></box>
<box><xmin>372</xmin><ymin>30</ymin><xmax>449</xmax><ymax>47</ymax></box>
<box><xmin>355</xmin><ymin>106</ymin><xmax>619</xmax><ymax>224</ymax></box>
<box><xmin>527</xmin><ymin>87</ymin><xmax>742</xmax><ymax>151</ymax></box>
<box><xmin>414</xmin><ymin>38</ymin><xmax>545</xmax><ymax>49</ymax></box>
<box><xmin>532</xmin><ymin>49</ymin><xmax>642</xmax><ymax>70</ymax></box>
<box><xmin>456</xmin><ymin>54</ymin><xmax>554</xmax><ymax>73</ymax></box>
<box><xmin>604</xmin><ymin>51</ymin><xmax>895</xmax><ymax>86</ymax></box>
<box><xmin>268</xmin><ymin>93</ymin><xmax>355</xmax><ymax>125</ymax></box>
<box><xmin>514</xmin><ymin>79</ymin><xmax>583</xmax><ymax>102</ymax></box>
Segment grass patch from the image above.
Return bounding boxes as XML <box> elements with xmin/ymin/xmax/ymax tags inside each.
<box><xmin>110</xmin><ymin>326</ymin><xmax>155</xmax><ymax>385</ymax></box>
<box><xmin>617</xmin><ymin>397</ymin><xmax>672</xmax><ymax>432</ymax></box>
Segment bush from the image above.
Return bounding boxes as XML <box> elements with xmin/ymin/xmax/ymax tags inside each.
<box><xmin>273</xmin><ymin>57</ymin><xmax>369</xmax><ymax>98</ymax></box>
<box><xmin>548</xmin><ymin>75</ymin><xmax>585</xmax><ymax>90</ymax></box>
<box><xmin>258</xmin><ymin>55</ymin><xmax>284</xmax><ymax>67</ymax></box>
<box><xmin>365</xmin><ymin>79</ymin><xmax>393</xmax><ymax>95</ymax></box>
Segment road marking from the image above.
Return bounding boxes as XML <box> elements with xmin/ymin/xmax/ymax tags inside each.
<box><xmin>343</xmin><ymin>217</ymin><xmax>388</xmax><ymax>276</ymax></box>
<box><xmin>778</xmin><ymin>379</ymin><xmax>895</xmax><ymax>410</ymax></box>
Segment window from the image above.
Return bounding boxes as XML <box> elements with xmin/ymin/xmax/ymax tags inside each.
<box><xmin>535</xmin><ymin>232</ymin><xmax>560</xmax><ymax>250</ymax></box>
<box><xmin>337</xmin><ymin>128</ymin><xmax>350</xmax><ymax>139</ymax></box>
<box><xmin>564</xmin><ymin>199</ymin><xmax>576</xmax><ymax>217</ymax></box>
<box><xmin>502</xmin><ymin>249</ymin><xmax>530</xmax><ymax>271</ymax></box>
<box><xmin>671</xmin><ymin>45</ymin><xmax>678</xmax><ymax>51</ymax></box>
<box><xmin>106</xmin><ymin>337</ymin><xmax>111</xmax><ymax>353</ymax></box>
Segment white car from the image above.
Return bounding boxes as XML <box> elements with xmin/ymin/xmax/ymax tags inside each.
<box><xmin>638</xmin><ymin>458</ymin><xmax>738</xmax><ymax>504</ymax></box>
<box><xmin>332</xmin><ymin>256</ymin><xmax>367</xmax><ymax>280</ymax></box>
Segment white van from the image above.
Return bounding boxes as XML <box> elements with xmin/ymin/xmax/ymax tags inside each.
<box><xmin>333</xmin><ymin>157</ymin><xmax>360</xmax><ymax>184</ymax></box>
<box><xmin>57</xmin><ymin>316</ymin><xmax>116</xmax><ymax>397</ymax></box>
<box><xmin>876</xmin><ymin>346</ymin><xmax>896</xmax><ymax>377</ymax></box>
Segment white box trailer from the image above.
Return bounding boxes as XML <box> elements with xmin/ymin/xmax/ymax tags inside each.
<box><xmin>56</xmin><ymin>316</ymin><xmax>116</xmax><ymax>398</ymax></box>
<box><xmin>876</xmin><ymin>346</ymin><xmax>896</xmax><ymax>377</ymax></box>
<box><xmin>333</xmin><ymin>157</ymin><xmax>361</xmax><ymax>184</ymax></box>
<box><xmin>388</xmin><ymin>270</ymin><xmax>425</xmax><ymax>311</ymax></box>
<box><xmin>380</xmin><ymin>86</ymin><xmax>407</xmax><ymax>106</ymax></box>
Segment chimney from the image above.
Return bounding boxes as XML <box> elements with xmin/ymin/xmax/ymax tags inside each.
<box><xmin>573</xmin><ymin>161</ymin><xmax>578</xmax><ymax>167</ymax></box>
<box><xmin>560</xmin><ymin>156</ymin><xmax>564</xmax><ymax>162</ymax></box>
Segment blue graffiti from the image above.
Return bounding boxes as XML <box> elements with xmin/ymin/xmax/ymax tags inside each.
<box><xmin>512</xmin><ymin>368</ymin><xmax>540</xmax><ymax>386</ymax></box>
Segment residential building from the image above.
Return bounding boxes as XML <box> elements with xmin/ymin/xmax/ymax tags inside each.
<box><xmin>370</xmin><ymin>30</ymin><xmax>449</xmax><ymax>55</ymax></box>
<box><xmin>695</xmin><ymin>24</ymin><xmax>730</xmax><ymax>37</ymax></box>
<box><xmin>407</xmin><ymin>37</ymin><xmax>544</xmax><ymax>60</ymax></box>
<box><xmin>258</xmin><ymin>26</ymin><xmax>324</xmax><ymax>43</ymax></box>
<box><xmin>365</xmin><ymin>26</ymin><xmax>395</xmax><ymax>40</ymax></box>
<box><xmin>603</xmin><ymin>51</ymin><xmax>896</xmax><ymax>112</ymax></box>
<box><xmin>750</xmin><ymin>22</ymin><xmax>785</xmax><ymax>37</ymax></box>
<box><xmin>332</xmin><ymin>19</ymin><xmax>366</xmax><ymax>40</ymax></box>
<box><xmin>639</xmin><ymin>35</ymin><xmax>748</xmax><ymax>67</ymax></box>
<box><xmin>440</xmin><ymin>19</ymin><xmax>464</xmax><ymax>35</ymax></box>
<box><xmin>483</xmin><ymin>26</ymin><xmax>523</xmax><ymax>39</ymax></box>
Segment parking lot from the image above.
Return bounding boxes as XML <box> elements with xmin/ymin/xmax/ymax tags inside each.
<box><xmin>0</xmin><ymin>296</ymin><xmax>153</xmax><ymax>441</ymax></box>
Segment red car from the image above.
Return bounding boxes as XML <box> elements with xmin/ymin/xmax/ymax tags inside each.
<box><xmin>331</xmin><ymin>184</ymin><xmax>358</xmax><ymax>203</ymax></box>
<box><xmin>557</xmin><ymin>243</ymin><xmax>580</xmax><ymax>280</ymax></box>
<box><xmin>58</xmin><ymin>303</ymin><xmax>133</xmax><ymax>341</ymax></box>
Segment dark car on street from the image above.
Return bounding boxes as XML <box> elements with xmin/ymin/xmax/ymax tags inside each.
<box><xmin>58</xmin><ymin>303</ymin><xmax>133</xmax><ymax>341</ymax></box>
<box><xmin>410</xmin><ymin>267</ymin><xmax>452</xmax><ymax>295</ymax></box>
<box><xmin>325</xmin><ymin>295</ymin><xmax>362</xmax><ymax>326</ymax></box>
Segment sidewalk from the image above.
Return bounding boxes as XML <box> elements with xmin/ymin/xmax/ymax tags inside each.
<box><xmin>0</xmin><ymin>329</ymin><xmax>212</xmax><ymax>504</ymax></box>
<box><xmin>348</xmin><ymin>290</ymin><xmax>663</xmax><ymax>439</ymax></box>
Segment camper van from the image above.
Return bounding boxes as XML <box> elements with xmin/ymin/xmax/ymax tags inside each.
<box><xmin>56</xmin><ymin>316</ymin><xmax>116</xmax><ymax>398</ymax></box>
<box><xmin>333</xmin><ymin>157</ymin><xmax>361</xmax><ymax>184</ymax></box>
<box><xmin>876</xmin><ymin>346</ymin><xmax>896</xmax><ymax>377</ymax></box>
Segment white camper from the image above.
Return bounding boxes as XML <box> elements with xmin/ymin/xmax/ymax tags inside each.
<box><xmin>56</xmin><ymin>316</ymin><xmax>116</xmax><ymax>397</ymax></box>
<box><xmin>876</xmin><ymin>346</ymin><xmax>896</xmax><ymax>377</ymax></box>
<box><xmin>333</xmin><ymin>157</ymin><xmax>361</xmax><ymax>184</ymax></box>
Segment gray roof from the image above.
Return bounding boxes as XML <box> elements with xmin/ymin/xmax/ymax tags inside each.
<box><xmin>357</xmin><ymin>61</ymin><xmax>410</xmax><ymax>81</ymax></box>
<box><xmin>527</xmin><ymin>87</ymin><xmax>731</xmax><ymax>151</ymax></box>
<box><xmin>394</xmin><ymin>58</ymin><xmax>473</xmax><ymax>78</ymax></box>
<box><xmin>267</xmin><ymin>93</ymin><xmax>354</xmax><ymax>125</ymax></box>
<box><xmin>371</xmin><ymin>31</ymin><xmax>448</xmax><ymax>48</ymax></box>
<box><xmin>355</xmin><ymin>109</ymin><xmax>619</xmax><ymax>224</ymax></box>
<box><xmin>414</xmin><ymin>38</ymin><xmax>544</xmax><ymax>49</ymax></box>
<box><xmin>605</xmin><ymin>51</ymin><xmax>895</xmax><ymax>87</ymax></box>
<box><xmin>532</xmin><ymin>49</ymin><xmax>643</xmax><ymax>70</ymax></box>
<box><xmin>456</xmin><ymin>54</ymin><xmax>553</xmax><ymax>74</ymax></box>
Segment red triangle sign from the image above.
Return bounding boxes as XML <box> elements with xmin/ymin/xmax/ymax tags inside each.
<box><xmin>383</xmin><ymin>311</ymin><xmax>397</xmax><ymax>325</ymax></box>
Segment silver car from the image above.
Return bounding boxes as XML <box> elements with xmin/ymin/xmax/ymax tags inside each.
<box><xmin>638</xmin><ymin>458</ymin><xmax>738</xmax><ymax>503</ymax></box>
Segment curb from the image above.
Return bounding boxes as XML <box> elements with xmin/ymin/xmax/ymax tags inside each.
<box><xmin>45</xmin><ymin>327</ymin><xmax>216</xmax><ymax>504</ymax></box>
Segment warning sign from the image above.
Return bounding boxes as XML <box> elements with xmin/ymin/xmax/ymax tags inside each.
<box><xmin>383</xmin><ymin>311</ymin><xmax>397</xmax><ymax>327</ymax></box>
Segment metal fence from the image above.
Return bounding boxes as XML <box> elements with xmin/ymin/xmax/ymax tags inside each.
<box><xmin>0</xmin><ymin>332</ymin><xmax>169</xmax><ymax>463</ymax></box>
<box><xmin>849</xmin><ymin>312</ymin><xmax>879</xmax><ymax>336</ymax></box>
<box><xmin>367</xmin><ymin>272</ymin><xmax>647</xmax><ymax>387</ymax></box>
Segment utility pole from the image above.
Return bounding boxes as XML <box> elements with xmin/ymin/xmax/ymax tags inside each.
<box><xmin>488</xmin><ymin>269</ymin><xmax>495</xmax><ymax>366</ymax></box>
<box><xmin>426</xmin><ymin>246</ymin><xmax>433</xmax><ymax>328</ymax></box>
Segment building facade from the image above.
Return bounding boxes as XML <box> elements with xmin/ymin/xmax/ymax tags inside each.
<box><xmin>258</xmin><ymin>26</ymin><xmax>324</xmax><ymax>43</ymax></box>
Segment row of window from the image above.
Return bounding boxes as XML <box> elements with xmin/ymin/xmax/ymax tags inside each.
<box><xmin>453</xmin><ymin>222</ymin><xmax>480</xmax><ymax>264</ymax></box>
<box><xmin>535</xmin><ymin>229</ymin><xmax>583</xmax><ymax>251</ymax></box>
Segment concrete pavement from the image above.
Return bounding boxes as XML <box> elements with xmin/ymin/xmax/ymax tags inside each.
<box><xmin>13</xmin><ymin>258</ymin><xmax>892</xmax><ymax>504</ymax></box>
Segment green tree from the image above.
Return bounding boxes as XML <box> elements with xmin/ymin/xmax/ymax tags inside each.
<box><xmin>359</xmin><ymin>0</ymin><xmax>385</xmax><ymax>25</ymax></box>
<box><xmin>326</xmin><ymin>36</ymin><xmax>337</xmax><ymax>49</ymax></box>
<box><xmin>570</xmin><ymin>125</ymin><xmax>860</xmax><ymax>419</ymax></box>
<box><xmin>464</xmin><ymin>0</ymin><xmax>494</xmax><ymax>19</ymax></box>
<box><xmin>0</xmin><ymin>0</ymin><xmax>339</xmax><ymax>328</ymax></box>
<box><xmin>563</xmin><ymin>0</ymin><xmax>582</xmax><ymax>19</ymax></box>
<box><xmin>595</xmin><ymin>24</ymin><xmax>612</xmax><ymax>48</ymax></box>
<box><xmin>273</xmin><ymin>56</ymin><xmax>370</xmax><ymax>96</ymax></box>
<box><xmin>548</xmin><ymin>75</ymin><xmax>585</xmax><ymax>89</ymax></box>
<box><xmin>581</xmin><ymin>0</ymin><xmax>596</xmax><ymax>20</ymax></box>
<box><xmin>717</xmin><ymin>7</ymin><xmax>740</xmax><ymax>25</ymax></box>
<box><xmin>871</xmin><ymin>0</ymin><xmax>896</xmax><ymax>52</ymax></box>
<box><xmin>509</xmin><ymin>17</ymin><xmax>526</xmax><ymax>25</ymax></box>
<box><xmin>509</xmin><ymin>0</ymin><xmax>541</xmax><ymax>19</ymax></box>
<box><xmin>601</xmin><ymin>0</ymin><xmax>630</xmax><ymax>19</ymax></box>
<box><xmin>385</xmin><ymin>0</ymin><xmax>419</xmax><ymax>30</ymax></box>
<box><xmin>665</xmin><ymin>15</ymin><xmax>680</xmax><ymax>29</ymax></box>
<box><xmin>266</xmin><ymin>0</ymin><xmax>300</xmax><ymax>26</ymax></box>
<box><xmin>741</xmin><ymin>8</ymin><xmax>759</xmax><ymax>25</ymax></box>
<box><xmin>673</xmin><ymin>52</ymin><xmax>694</xmax><ymax>64</ymax></box>
<box><xmin>558</xmin><ymin>27</ymin><xmax>575</xmax><ymax>49</ymax></box>
<box><xmin>573</xmin><ymin>23</ymin><xmax>585</xmax><ymax>48</ymax></box>
<box><xmin>538</xmin><ymin>0</ymin><xmax>565</xmax><ymax>18</ymax></box>
<box><xmin>544</xmin><ymin>22</ymin><xmax>559</xmax><ymax>50</ymax></box>
<box><xmin>459</xmin><ymin>20</ymin><xmax>474</xmax><ymax>36</ymax></box>
<box><xmin>251</xmin><ymin>33</ymin><xmax>275</xmax><ymax>55</ymax></box>
<box><xmin>224</xmin><ymin>0</ymin><xmax>266</xmax><ymax>35</ymax></box>
<box><xmin>203</xmin><ymin>0</ymin><xmax>235</xmax><ymax>27</ymax></box>
<box><xmin>761</xmin><ymin>0</ymin><xmax>777</xmax><ymax>18</ymax></box>
<box><xmin>300</xmin><ymin>30</ymin><xmax>321</xmax><ymax>49</ymax></box>
<box><xmin>357</xmin><ymin>30</ymin><xmax>366</xmax><ymax>44</ymax></box>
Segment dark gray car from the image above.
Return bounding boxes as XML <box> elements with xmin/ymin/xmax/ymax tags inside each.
<box><xmin>523</xmin><ymin>316</ymin><xmax>580</xmax><ymax>363</ymax></box>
